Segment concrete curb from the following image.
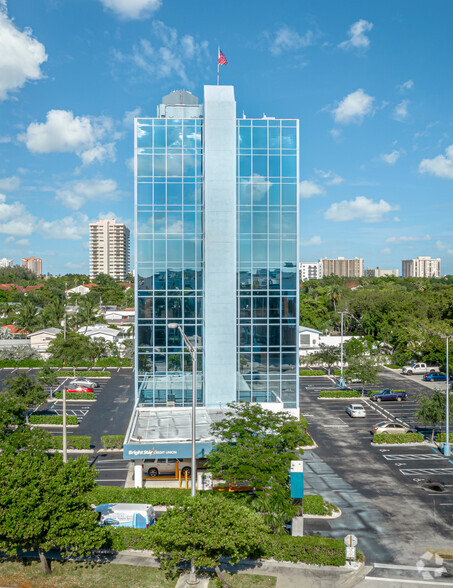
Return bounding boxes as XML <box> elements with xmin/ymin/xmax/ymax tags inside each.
<box><xmin>50</xmin><ymin>398</ymin><xmax>97</xmax><ymax>403</ymax></box>
<box><xmin>371</xmin><ymin>441</ymin><xmax>437</xmax><ymax>447</ymax></box>
<box><xmin>30</xmin><ymin>423</ymin><xmax>79</xmax><ymax>428</ymax></box>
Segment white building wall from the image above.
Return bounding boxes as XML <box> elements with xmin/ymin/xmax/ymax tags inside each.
<box><xmin>203</xmin><ymin>85</ymin><xmax>237</xmax><ymax>407</ymax></box>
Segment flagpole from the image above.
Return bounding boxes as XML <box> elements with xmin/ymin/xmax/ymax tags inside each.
<box><xmin>217</xmin><ymin>46</ymin><xmax>220</xmax><ymax>85</ymax></box>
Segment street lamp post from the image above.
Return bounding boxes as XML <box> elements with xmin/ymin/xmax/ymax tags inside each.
<box><xmin>440</xmin><ymin>335</ymin><xmax>452</xmax><ymax>457</ymax></box>
<box><xmin>339</xmin><ymin>312</ymin><xmax>345</xmax><ymax>388</ymax></box>
<box><xmin>168</xmin><ymin>323</ymin><xmax>198</xmax><ymax>584</ymax></box>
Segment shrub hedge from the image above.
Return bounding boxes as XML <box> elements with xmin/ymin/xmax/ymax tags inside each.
<box><xmin>303</xmin><ymin>495</ymin><xmax>323</xmax><ymax>515</ymax></box>
<box><xmin>386</xmin><ymin>364</ymin><xmax>403</xmax><ymax>370</ymax></box>
<box><xmin>73</xmin><ymin>370</ymin><xmax>111</xmax><ymax>378</ymax></box>
<box><xmin>96</xmin><ymin>357</ymin><xmax>131</xmax><ymax>367</ymax></box>
<box><xmin>101</xmin><ymin>435</ymin><xmax>125</xmax><ymax>449</ymax></box>
<box><xmin>333</xmin><ymin>369</ymin><xmax>341</xmax><ymax>375</ymax></box>
<box><xmin>319</xmin><ymin>390</ymin><xmax>361</xmax><ymax>398</ymax></box>
<box><xmin>54</xmin><ymin>392</ymin><xmax>96</xmax><ymax>400</ymax></box>
<box><xmin>299</xmin><ymin>432</ymin><xmax>314</xmax><ymax>446</ymax></box>
<box><xmin>299</xmin><ymin>369</ymin><xmax>326</xmax><ymax>376</ymax></box>
<box><xmin>373</xmin><ymin>432</ymin><xmax>424</xmax><ymax>444</ymax></box>
<box><xmin>299</xmin><ymin>415</ymin><xmax>309</xmax><ymax>430</ymax></box>
<box><xmin>262</xmin><ymin>535</ymin><xmax>346</xmax><ymax>566</ymax></box>
<box><xmin>29</xmin><ymin>414</ymin><xmax>78</xmax><ymax>425</ymax></box>
<box><xmin>436</xmin><ymin>433</ymin><xmax>452</xmax><ymax>443</ymax></box>
<box><xmin>302</xmin><ymin>495</ymin><xmax>338</xmax><ymax>516</ymax></box>
<box><xmin>50</xmin><ymin>435</ymin><xmax>91</xmax><ymax>449</ymax></box>
<box><xmin>86</xmin><ymin>485</ymin><xmax>191</xmax><ymax>507</ymax></box>
<box><xmin>104</xmin><ymin>528</ymin><xmax>346</xmax><ymax>565</ymax></box>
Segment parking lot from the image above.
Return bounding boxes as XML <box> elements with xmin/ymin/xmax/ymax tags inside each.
<box><xmin>301</xmin><ymin>371</ymin><xmax>453</xmax><ymax>569</ymax></box>
<box><xmin>0</xmin><ymin>367</ymin><xmax>134</xmax><ymax>486</ymax></box>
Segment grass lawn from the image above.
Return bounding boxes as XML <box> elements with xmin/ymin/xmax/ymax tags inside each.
<box><xmin>0</xmin><ymin>560</ymin><xmax>277</xmax><ymax>588</ymax></box>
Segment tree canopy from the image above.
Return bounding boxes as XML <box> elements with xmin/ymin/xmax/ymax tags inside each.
<box><xmin>207</xmin><ymin>403</ymin><xmax>302</xmax><ymax>489</ymax></box>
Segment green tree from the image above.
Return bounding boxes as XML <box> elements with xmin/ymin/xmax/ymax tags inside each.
<box><xmin>150</xmin><ymin>493</ymin><xmax>269</xmax><ymax>586</ymax></box>
<box><xmin>0</xmin><ymin>452</ymin><xmax>106</xmax><ymax>575</ymax></box>
<box><xmin>302</xmin><ymin>343</ymin><xmax>340</xmax><ymax>375</ymax></box>
<box><xmin>48</xmin><ymin>332</ymin><xmax>95</xmax><ymax>375</ymax></box>
<box><xmin>15</xmin><ymin>299</ymin><xmax>40</xmax><ymax>332</ymax></box>
<box><xmin>344</xmin><ymin>356</ymin><xmax>380</xmax><ymax>394</ymax></box>
<box><xmin>36</xmin><ymin>366</ymin><xmax>59</xmax><ymax>389</ymax></box>
<box><xmin>415</xmin><ymin>390</ymin><xmax>448</xmax><ymax>443</ymax></box>
<box><xmin>207</xmin><ymin>403</ymin><xmax>302</xmax><ymax>489</ymax></box>
<box><xmin>252</xmin><ymin>484</ymin><xmax>299</xmax><ymax>535</ymax></box>
<box><xmin>3</xmin><ymin>373</ymin><xmax>47</xmax><ymax>423</ymax></box>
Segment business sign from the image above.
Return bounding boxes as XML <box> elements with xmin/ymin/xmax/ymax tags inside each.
<box><xmin>290</xmin><ymin>460</ymin><xmax>304</xmax><ymax>499</ymax></box>
<box><xmin>123</xmin><ymin>442</ymin><xmax>213</xmax><ymax>460</ymax></box>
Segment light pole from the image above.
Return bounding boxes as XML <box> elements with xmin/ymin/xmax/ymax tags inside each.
<box><xmin>440</xmin><ymin>335</ymin><xmax>452</xmax><ymax>457</ymax></box>
<box><xmin>339</xmin><ymin>312</ymin><xmax>345</xmax><ymax>388</ymax></box>
<box><xmin>168</xmin><ymin>323</ymin><xmax>198</xmax><ymax>585</ymax></box>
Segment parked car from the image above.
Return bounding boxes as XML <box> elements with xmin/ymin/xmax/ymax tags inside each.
<box><xmin>95</xmin><ymin>503</ymin><xmax>155</xmax><ymax>528</ymax></box>
<box><xmin>143</xmin><ymin>458</ymin><xmax>208</xmax><ymax>477</ymax></box>
<box><xmin>69</xmin><ymin>378</ymin><xmax>99</xmax><ymax>388</ymax></box>
<box><xmin>370</xmin><ymin>389</ymin><xmax>407</xmax><ymax>402</ymax></box>
<box><xmin>423</xmin><ymin>373</ymin><xmax>452</xmax><ymax>382</ymax></box>
<box><xmin>401</xmin><ymin>363</ymin><xmax>440</xmax><ymax>376</ymax></box>
<box><xmin>65</xmin><ymin>386</ymin><xmax>94</xmax><ymax>394</ymax></box>
<box><xmin>374</xmin><ymin>421</ymin><xmax>413</xmax><ymax>434</ymax></box>
<box><xmin>346</xmin><ymin>404</ymin><xmax>366</xmax><ymax>418</ymax></box>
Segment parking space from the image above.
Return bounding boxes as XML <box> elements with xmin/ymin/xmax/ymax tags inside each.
<box><xmin>88</xmin><ymin>454</ymin><xmax>130</xmax><ymax>486</ymax></box>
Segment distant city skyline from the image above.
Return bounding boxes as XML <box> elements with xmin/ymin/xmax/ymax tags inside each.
<box><xmin>0</xmin><ymin>1</ymin><xmax>452</xmax><ymax>274</ymax></box>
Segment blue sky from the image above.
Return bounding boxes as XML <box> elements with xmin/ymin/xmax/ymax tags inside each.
<box><xmin>0</xmin><ymin>0</ymin><xmax>452</xmax><ymax>275</ymax></box>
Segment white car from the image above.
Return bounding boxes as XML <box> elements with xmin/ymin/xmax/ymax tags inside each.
<box><xmin>346</xmin><ymin>404</ymin><xmax>366</xmax><ymax>418</ymax></box>
<box><xmin>69</xmin><ymin>378</ymin><xmax>99</xmax><ymax>389</ymax></box>
<box><xmin>373</xmin><ymin>421</ymin><xmax>412</xmax><ymax>434</ymax></box>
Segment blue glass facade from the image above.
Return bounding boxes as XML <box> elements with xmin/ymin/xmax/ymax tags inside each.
<box><xmin>135</xmin><ymin>88</ymin><xmax>299</xmax><ymax>411</ymax></box>
<box><xmin>136</xmin><ymin>116</ymin><xmax>204</xmax><ymax>406</ymax></box>
<box><xmin>236</xmin><ymin>119</ymin><xmax>299</xmax><ymax>408</ymax></box>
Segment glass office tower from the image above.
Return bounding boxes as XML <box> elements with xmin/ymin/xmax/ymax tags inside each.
<box><xmin>135</xmin><ymin>86</ymin><xmax>299</xmax><ymax>410</ymax></box>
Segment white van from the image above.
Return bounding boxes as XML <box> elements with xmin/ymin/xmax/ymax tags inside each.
<box><xmin>95</xmin><ymin>503</ymin><xmax>156</xmax><ymax>528</ymax></box>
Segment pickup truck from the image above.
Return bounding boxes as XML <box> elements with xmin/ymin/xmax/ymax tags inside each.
<box><xmin>401</xmin><ymin>363</ymin><xmax>440</xmax><ymax>376</ymax></box>
<box><xmin>370</xmin><ymin>389</ymin><xmax>407</xmax><ymax>402</ymax></box>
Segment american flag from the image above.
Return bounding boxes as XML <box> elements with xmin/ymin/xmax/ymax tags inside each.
<box><xmin>218</xmin><ymin>49</ymin><xmax>227</xmax><ymax>65</ymax></box>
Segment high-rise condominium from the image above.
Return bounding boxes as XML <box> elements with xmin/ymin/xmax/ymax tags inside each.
<box><xmin>89</xmin><ymin>219</ymin><xmax>130</xmax><ymax>281</ymax></box>
<box><xmin>402</xmin><ymin>256</ymin><xmax>441</xmax><ymax>278</ymax></box>
<box><xmin>21</xmin><ymin>256</ymin><xmax>42</xmax><ymax>275</ymax></box>
<box><xmin>134</xmin><ymin>87</ymin><xmax>299</xmax><ymax>411</ymax></box>
<box><xmin>321</xmin><ymin>257</ymin><xmax>364</xmax><ymax>278</ymax></box>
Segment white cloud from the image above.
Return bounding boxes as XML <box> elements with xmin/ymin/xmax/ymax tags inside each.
<box><xmin>386</xmin><ymin>234</ymin><xmax>431</xmax><ymax>243</ymax></box>
<box><xmin>0</xmin><ymin>3</ymin><xmax>47</xmax><ymax>100</ymax></box>
<box><xmin>332</xmin><ymin>89</ymin><xmax>374</xmax><ymax>124</ymax></box>
<box><xmin>381</xmin><ymin>247</ymin><xmax>391</xmax><ymax>255</ymax></box>
<box><xmin>114</xmin><ymin>21</ymin><xmax>209</xmax><ymax>86</ymax></box>
<box><xmin>329</xmin><ymin>128</ymin><xmax>341</xmax><ymax>140</ymax></box>
<box><xmin>324</xmin><ymin>196</ymin><xmax>399</xmax><ymax>223</ymax></box>
<box><xmin>18</xmin><ymin>110</ymin><xmax>115</xmax><ymax>166</ymax></box>
<box><xmin>393</xmin><ymin>216</ymin><xmax>400</xmax><ymax>223</ymax></box>
<box><xmin>381</xmin><ymin>150</ymin><xmax>400</xmax><ymax>165</ymax></box>
<box><xmin>37</xmin><ymin>213</ymin><xmax>89</xmax><ymax>240</ymax></box>
<box><xmin>419</xmin><ymin>145</ymin><xmax>453</xmax><ymax>180</ymax></box>
<box><xmin>123</xmin><ymin>107</ymin><xmax>141</xmax><ymax>127</ymax></box>
<box><xmin>436</xmin><ymin>240</ymin><xmax>453</xmax><ymax>256</ymax></box>
<box><xmin>393</xmin><ymin>100</ymin><xmax>409</xmax><ymax>121</ymax></box>
<box><xmin>299</xmin><ymin>180</ymin><xmax>325</xmax><ymax>199</ymax></box>
<box><xmin>0</xmin><ymin>175</ymin><xmax>20</xmax><ymax>190</ymax></box>
<box><xmin>56</xmin><ymin>178</ymin><xmax>119</xmax><ymax>210</ymax></box>
<box><xmin>399</xmin><ymin>80</ymin><xmax>414</xmax><ymax>91</ymax></box>
<box><xmin>268</xmin><ymin>25</ymin><xmax>314</xmax><ymax>56</ymax></box>
<box><xmin>99</xmin><ymin>0</ymin><xmax>161</xmax><ymax>19</ymax></box>
<box><xmin>0</xmin><ymin>193</ymin><xmax>36</xmax><ymax>236</ymax></box>
<box><xmin>339</xmin><ymin>19</ymin><xmax>373</xmax><ymax>51</ymax></box>
<box><xmin>126</xmin><ymin>157</ymin><xmax>134</xmax><ymax>172</ymax></box>
<box><xmin>0</xmin><ymin>136</ymin><xmax>11</xmax><ymax>143</ymax></box>
<box><xmin>16</xmin><ymin>238</ymin><xmax>29</xmax><ymax>246</ymax></box>
<box><xmin>301</xmin><ymin>235</ymin><xmax>322</xmax><ymax>246</ymax></box>
<box><xmin>314</xmin><ymin>169</ymin><xmax>344</xmax><ymax>185</ymax></box>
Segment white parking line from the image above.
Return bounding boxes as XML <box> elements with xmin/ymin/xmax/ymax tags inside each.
<box><xmin>384</xmin><ymin>454</ymin><xmax>447</xmax><ymax>461</ymax></box>
<box><xmin>374</xmin><ymin>562</ymin><xmax>446</xmax><ymax>571</ymax></box>
<box><xmin>400</xmin><ymin>467</ymin><xmax>453</xmax><ymax>476</ymax></box>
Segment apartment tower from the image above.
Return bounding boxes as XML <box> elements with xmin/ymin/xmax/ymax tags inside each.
<box><xmin>89</xmin><ymin>219</ymin><xmax>130</xmax><ymax>281</ymax></box>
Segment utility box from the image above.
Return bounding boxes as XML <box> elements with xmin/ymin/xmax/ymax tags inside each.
<box><xmin>290</xmin><ymin>460</ymin><xmax>304</xmax><ymax>499</ymax></box>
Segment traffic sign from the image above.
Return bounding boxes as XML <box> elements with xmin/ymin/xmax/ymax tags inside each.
<box><xmin>344</xmin><ymin>534</ymin><xmax>358</xmax><ymax>547</ymax></box>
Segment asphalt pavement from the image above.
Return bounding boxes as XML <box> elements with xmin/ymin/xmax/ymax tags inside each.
<box><xmin>300</xmin><ymin>371</ymin><xmax>453</xmax><ymax>584</ymax></box>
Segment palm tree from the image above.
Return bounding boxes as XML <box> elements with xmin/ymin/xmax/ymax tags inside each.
<box><xmin>326</xmin><ymin>285</ymin><xmax>342</xmax><ymax>313</ymax></box>
<box><xmin>15</xmin><ymin>300</ymin><xmax>39</xmax><ymax>333</ymax></box>
<box><xmin>78</xmin><ymin>298</ymin><xmax>100</xmax><ymax>333</ymax></box>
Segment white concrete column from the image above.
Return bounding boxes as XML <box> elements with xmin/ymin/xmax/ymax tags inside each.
<box><xmin>203</xmin><ymin>85</ymin><xmax>237</xmax><ymax>407</ymax></box>
<box><xmin>134</xmin><ymin>460</ymin><xmax>143</xmax><ymax>488</ymax></box>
